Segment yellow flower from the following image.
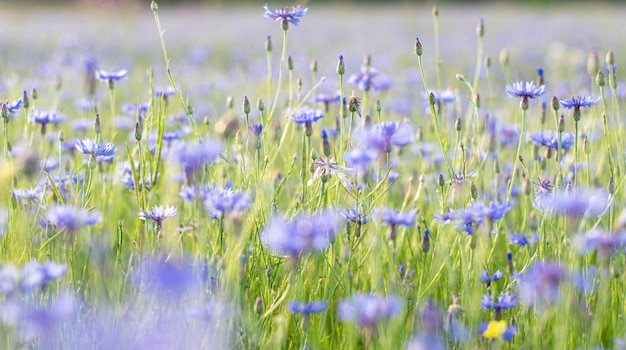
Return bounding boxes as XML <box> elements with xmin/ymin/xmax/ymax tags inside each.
<box><xmin>483</xmin><ymin>320</ymin><xmax>508</xmax><ymax>340</ymax></box>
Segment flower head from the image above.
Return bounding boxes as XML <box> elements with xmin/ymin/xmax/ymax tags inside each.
<box><xmin>75</xmin><ymin>137</ymin><xmax>117</xmax><ymax>163</ymax></box>
<box><xmin>263</xmin><ymin>4</ymin><xmax>308</xmax><ymax>30</ymax></box>
<box><xmin>203</xmin><ymin>186</ymin><xmax>251</xmax><ymax>219</ymax></box>
<box><xmin>529</xmin><ymin>131</ymin><xmax>575</xmax><ymax>151</ymax></box>
<box><xmin>20</xmin><ymin>260</ymin><xmax>68</xmax><ymax>292</ymax></box>
<box><xmin>44</xmin><ymin>204</ymin><xmax>101</xmax><ymax>233</ymax></box>
<box><xmin>377</xmin><ymin>208</ymin><xmax>417</xmax><ymax>227</ymax></box>
<box><xmin>341</xmin><ymin>208</ymin><xmax>368</xmax><ymax>225</ymax></box>
<box><xmin>559</xmin><ymin>96</ymin><xmax>600</xmax><ymax>110</ymax></box>
<box><xmin>338</xmin><ymin>293</ymin><xmax>402</xmax><ymax>329</ymax></box>
<box><xmin>505</xmin><ymin>81</ymin><xmax>545</xmax><ymax>99</ymax></box>
<box><xmin>95</xmin><ymin>69</ymin><xmax>128</xmax><ymax>82</ymax></box>
<box><xmin>139</xmin><ymin>205</ymin><xmax>178</xmax><ymax>227</ymax></box>
<box><xmin>517</xmin><ymin>261</ymin><xmax>568</xmax><ymax>308</ymax></box>
<box><xmin>287</xmin><ymin>300</ymin><xmax>327</xmax><ymax>316</ymax></box>
<box><xmin>308</xmin><ymin>157</ymin><xmax>349</xmax><ymax>186</ymax></box>
<box><xmin>261</xmin><ymin>211</ymin><xmax>342</xmax><ymax>257</ymax></box>
<box><xmin>535</xmin><ymin>189</ymin><xmax>608</xmax><ymax>218</ymax></box>
<box><xmin>480</xmin><ymin>292</ymin><xmax>517</xmax><ymax>311</ymax></box>
<box><xmin>291</xmin><ymin>107</ymin><xmax>324</xmax><ymax>126</ymax></box>
<box><xmin>30</xmin><ymin>109</ymin><xmax>67</xmax><ymax>125</ymax></box>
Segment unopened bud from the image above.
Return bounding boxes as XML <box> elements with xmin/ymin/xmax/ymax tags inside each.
<box><xmin>583</xmin><ymin>136</ymin><xmax>590</xmax><ymax>155</ymax></box>
<box><xmin>337</xmin><ymin>55</ymin><xmax>345</xmax><ymax>76</ymax></box>
<box><xmin>254</xmin><ymin>297</ymin><xmax>264</xmax><ymax>316</ymax></box>
<box><xmin>265</xmin><ymin>36</ymin><xmax>272</xmax><ymax>53</ymax></box>
<box><xmin>414</xmin><ymin>37</ymin><xmax>423</xmax><ymax>57</ymax></box>
<box><xmin>455</xmin><ymin>117</ymin><xmax>462</xmax><ymax>132</ymax></box>
<box><xmin>243</xmin><ymin>96</ymin><xmax>251</xmax><ymax>115</ymax></box>
<box><xmin>476</xmin><ymin>19</ymin><xmax>484</xmax><ymax>38</ymax></box>
<box><xmin>499</xmin><ymin>48</ymin><xmax>509</xmax><ymax>66</ymax></box>
<box><xmin>135</xmin><ymin>122</ymin><xmax>142</xmax><ymax>141</ymax></box>
<box><xmin>257</xmin><ymin>98</ymin><xmax>265</xmax><ymax>112</ymax></box>
<box><xmin>470</xmin><ymin>183</ymin><xmax>478</xmax><ymax>200</ymax></box>
<box><xmin>310</xmin><ymin>59</ymin><xmax>318</xmax><ymax>73</ymax></box>
<box><xmin>150</xmin><ymin>0</ymin><xmax>158</xmax><ymax>12</ymax></box>
<box><xmin>22</xmin><ymin>90</ymin><xmax>30</xmax><ymax>110</ymax></box>
<box><xmin>587</xmin><ymin>51</ymin><xmax>599</xmax><ymax>77</ymax></box>
<box><xmin>438</xmin><ymin>173</ymin><xmax>445</xmax><ymax>187</ymax></box>
<box><xmin>559</xmin><ymin>115</ymin><xmax>565</xmax><ymax>133</ymax></box>
<box><xmin>94</xmin><ymin>114</ymin><xmax>101</xmax><ymax>134</ymax></box>
<box><xmin>484</xmin><ymin>56</ymin><xmax>491</xmax><ymax>68</ymax></box>
<box><xmin>597</xmin><ymin>70</ymin><xmax>606</xmax><ymax>87</ymax></box>
<box><xmin>606</xmin><ymin>50</ymin><xmax>615</xmax><ymax>66</ymax></box>
<box><xmin>287</xmin><ymin>56</ymin><xmax>293</xmax><ymax>71</ymax></box>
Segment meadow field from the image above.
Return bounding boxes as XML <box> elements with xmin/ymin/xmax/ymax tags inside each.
<box><xmin>0</xmin><ymin>1</ymin><xmax>625</xmax><ymax>349</ymax></box>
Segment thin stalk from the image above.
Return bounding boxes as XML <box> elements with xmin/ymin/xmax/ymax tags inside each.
<box><xmin>268</xmin><ymin>30</ymin><xmax>288</xmax><ymax>122</ymax></box>
<box><xmin>507</xmin><ymin>109</ymin><xmax>526</xmax><ymax>201</ymax></box>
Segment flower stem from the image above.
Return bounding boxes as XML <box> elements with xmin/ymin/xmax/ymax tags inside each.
<box><xmin>268</xmin><ymin>29</ymin><xmax>288</xmax><ymax>123</ymax></box>
<box><xmin>507</xmin><ymin>109</ymin><xmax>525</xmax><ymax>201</ymax></box>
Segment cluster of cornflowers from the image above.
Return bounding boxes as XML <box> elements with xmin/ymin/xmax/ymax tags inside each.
<box><xmin>434</xmin><ymin>200</ymin><xmax>512</xmax><ymax>235</ymax></box>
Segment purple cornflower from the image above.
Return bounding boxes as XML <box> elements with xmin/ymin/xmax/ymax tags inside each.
<box><xmin>573</xmin><ymin>229</ymin><xmax>626</xmax><ymax>256</ymax></box>
<box><xmin>119</xmin><ymin>161</ymin><xmax>152</xmax><ymax>191</ymax></box>
<box><xmin>75</xmin><ymin>137</ymin><xmax>117</xmax><ymax>163</ymax></box>
<box><xmin>480</xmin><ymin>270</ymin><xmax>503</xmax><ymax>286</ymax></box>
<box><xmin>203</xmin><ymin>186</ymin><xmax>251</xmax><ymax>219</ymax></box>
<box><xmin>509</xmin><ymin>232</ymin><xmax>539</xmax><ymax>246</ymax></box>
<box><xmin>95</xmin><ymin>69</ymin><xmax>128</xmax><ymax>88</ymax></box>
<box><xmin>44</xmin><ymin>204</ymin><xmax>101</xmax><ymax>235</ymax></box>
<box><xmin>20</xmin><ymin>260</ymin><xmax>68</xmax><ymax>292</ymax></box>
<box><xmin>505</xmin><ymin>81</ymin><xmax>545</xmax><ymax>99</ymax></box>
<box><xmin>517</xmin><ymin>261</ymin><xmax>568</xmax><ymax>309</ymax></box>
<box><xmin>559</xmin><ymin>96</ymin><xmax>600</xmax><ymax>110</ymax></box>
<box><xmin>287</xmin><ymin>300</ymin><xmax>327</xmax><ymax>315</ymax></box>
<box><xmin>261</xmin><ymin>211</ymin><xmax>342</xmax><ymax>257</ymax></box>
<box><xmin>529</xmin><ymin>131</ymin><xmax>575</xmax><ymax>151</ymax></box>
<box><xmin>308</xmin><ymin>157</ymin><xmax>349</xmax><ymax>186</ymax></box>
<box><xmin>341</xmin><ymin>208</ymin><xmax>368</xmax><ymax>225</ymax></box>
<box><xmin>30</xmin><ymin>109</ymin><xmax>67</xmax><ymax>126</ymax></box>
<box><xmin>422</xmin><ymin>90</ymin><xmax>455</xmax><ymax>105</ymax></box>
<box><xmin>139</xmin><ymin>205</ymin><xmax>177</xmax><ymax>230</ymax></box>
<box><xmin>315</xmin><ymin>92</ymin><xmax>340</xmax><ymax>112</ymax></box>
<box><xmin>12</xmin><ymin>187</ymin><xmax>44</xmax><ymax>209</ymax></box>
<box><xmin>481</xmin><ymin>292</ymin><xmax>517</xmax><ymax>311</ymax></box>
<box><xmin>344</xmin><ymin>147</ymin><xmax>378</xmax><ymax>172</ymax></box>
<box><xmin>356</xmin><ymin>121</ymin><xmax>414</xmax><ymax>154</ymax></box>
<box><xmin>134</xmin><ymin>256</ymin><xmax>196</xmax><ymax>299</ymax></box>
<box><xmin>291</xmin><ymin>106</ymin><xmax>324</xmax><ymax>125</ymax></box>
<box><xmin>338</xmin><ymin>293</ymin><xmax>402</xmax><ymax>329</ymax></box>
<box><xmin>349</xmin><ymin>65</ymin><xmax>380</xmax><ymax>92</ymax></box>
<box><xmin>535</xmin><ymin>189</ymin><xmax>608</xmax><ymax>218</ymax></box>
<box><xmin>121</xmin><ymin>102</ymin><xmax>149</xmax><ymax>117</ymax></box>
<box><xmin>155</xmin><ymin>86</ymin><xmax>177</xmax><ymax>100</ymax></box>
<box><xmin>263</xmin><ymin>4</ymin><xmax>308</xmax><ymax>30</ymax></box>
<box><xmin>174</xmin><ymin>139</ymin><xmax>222</xmax><ymax>184</ymax></box>
<box><xmin>505</xmin><ymin>81</ymin><xmax>545</xmax><ymax>110</ymax></box>
<box><xmin>3</xmin><ymin>98</ymin><xmax>23</xmax><ymax>118</ymax></box>
<box><xmin>248</xmin><ymin>123</ymin><xmax>263</xmax><ymax>137</ymax></box>
<box><xmin>377</xmin><ymin>208</ymin><xmax>417</xmax><ymax>227</ymax></box>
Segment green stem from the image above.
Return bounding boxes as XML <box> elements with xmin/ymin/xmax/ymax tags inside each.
<box><xmin>507</xmin><ymin>109</ymin><xmax>526</xmax><ymax>201</ymax></box>
<box><xmin>268</xmin><ymin>29</ymin><xmax>288</xmax><ymax>123</ymax></box>
<box><xmin>417</xmin><ymin>56</ymin><xmax>453</xmax><ymax>180</ymax></box>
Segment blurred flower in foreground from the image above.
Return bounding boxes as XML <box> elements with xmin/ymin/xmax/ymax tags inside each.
<box><xmin>261</xmin><ymin>211</ymin><xmax>342</xmax><ymax>258</ymax></box>
<box><xmin>95</xmin><ymin>69</ymin><xmax>128</xmax><ymax>89</ymax></box>
<box><xmin>535</xmin><ymin>189</ymin><xmax>608</xmax><ymax>218</ymax></box>
<box><xmin>43</xmin><ymin>204</ymin><xmax>101</xmax><ymax>239</ymax></box>
<box><xmin>517</xmin><ymin>261</ymin><xmax>568</xmax><ymax>309</ymax></box>
<box><xmin>529</xmin><ymin>131</ymin><xmax>575</xmax><ymax>151</ymax></box>
<box><xmin>338</xmin><ymin>293</ymin><xmax>402</xmax><ymax>330</ymax></box>
<box><xmin>287</xmin><ymin>300</ymin><xmax>327</xmax><ymax>316</ymax></box>
<box><xmin>139</xmin><ymin>205</ymin><xmax>177</xmax><ymax>231</ymax></box>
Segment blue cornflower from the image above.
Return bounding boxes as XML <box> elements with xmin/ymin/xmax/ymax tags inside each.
<box><xmin>338</xmin><ymin>293</ymin><xmax>402</xmax><ymax>329</ymax></box>
<box><xmin>263</xmin><ymin>4</ymin><xmax>308</xmax><ymax>30</ymax></box>
<box><xmin>174</xmin><ymin>139</ymin><xmax>222</xmax><ymax>184</ymax></box>
<box><xmin>517</xmin><ymin>261</ymin><xmax>568</xmax><ymax>309</ymax></box>
<box><xmin>248</xmin><ymin>123</ymin><xmax>263</xmax><ymax>137</ymax></box>
<box><xmin>119</xmin><ymin>161</ymin><xmax>153</xmax><ymax>191</ymax></box>
<box><xmin>122</xmin><ymin>102</ymin><xmax>149</xmax><ymax>117</ymax></box>
<box><xmin>308</xmin><ymin>157</ymin><xmax>350</xmax><ymax>186</ymax></box>
<box><xmin>95</xmin><ymin>69</ymin><xmax>128</xmax><ymax>83</ymax></box>
<box><xmin>290</xmin><ymin>107</ymin><xmax>324</xmax><ymax>126</ymax></box>
<box><xmin>20</xmin><ymin>260</ymin><xmax>68</xmax><ymax>292</ymax></box>
<box><xmin>75</xmin><ymin>137</ymin><xmax>117</xmax><ymax>163</ymax></box>
<box><xmin>356</xmin><ymin>121</ymin><xmax>414</xmax><ymax>154</ymax></box>
<box><xmin>12</xmin><ymin>187</ymin><xmax>44</xmax><ymax>209</ymax></box>
<box><xmin>315</xmin><ymin>93</ymin><xmax>341</xmax><ymax>111</ymax></box>
<box><xmin>44</xmin><ymin>204</ymin><xmax>101</xmax><ymax>234</ymax></box>
<box><xmin>535</xmin><ymin>189</ymin><xmax>608</xmax><ymax>217</ymax></box>
<box><xmin>480</xmin><ymin>270</ymin><xmax>503</xmax><ymax>285</ymax></box>
<box><xmin>0</xmin><ymin>265</ymin><xmax>19</xmax><ymax>295</ymax></box>
<box><xmin>377</xmin><ymin>208</ymin><xmax>417</xmax><ymax>227</ymax></box>
<box><xmin>287</xmin><ymin>300</ymin><xmax>327</xmax><ymax>315</ymax></box>
<box><xmin>134</xmin><ymin>256</ymin><xmax>196</xmax><ymax>299</ymax></box>
<box><xmin>261</xmin><ymin>211</ymin><xmax>342</xmax><ymax>257</ymax></box>
<box><xmin>155</xmin><ymin>86</ymin><xmax>177</xmax><ymax>99</ymax></box>
<box><xmin>344</xmin><ymin>147</ymin><xmax>378</xmax><ymax>171</ymax></box>
<box><xmin>505</xmin><ymin>81</ymin><xmax>545</xmax><ymax>99</ymax></box>
<box><xmin>422</xmin><ymin>90</ymin><xmax>455</xmax><ymax>105</ymax></box>
<box><xmin>30</xmin><ymin>109</ymin><xmax>67</xmax><ymax>125</ymax></box>
<box><xmin>481</xmin><ymin>292</ymin><xmax>518</xmax><ymax>311</ymax></box>
<box><xmin>529</xmin><ymin>131</ymin><xmax>575</xmax><ymax>151</ymax></box>
<box><xmin>349</xmin><ymin>65</ymin><xmax>380</xmax><ymax>92</ymax></box>
<box><xmin>573</xmin><ymin>229</ymin><xmax>626</xmax><ymax>256</ymax></box>
<box><xmin>341</xmin><ymin>208</ymin><xmax>368</xmax><ymax>225</ymax></box>
<box><xmin>509</xmin><ymin>232</ymin><xmax>539</xmax><ymax>246</ymax></box>
<box><xmin>4</xmin><ymin>98</ymin><xmax>23</xmax><ymax>118</ymax></box>
<box><xmin>139</xmin><ymin>205</ymin><xmax>177</xmax><ymax>229</ymax></box>
<box><xmin>484</xmin><ymin>201</ymin><xmax>513</xmax><ymax>221</ymax></box>
<box><xmin>559</xmin><ymin>96</ymin><xmax>600</xmax><ymax>110</ymax></box>
<box><xmin>203</xmin><ymin>186</ymin><xmax>251</xmax><ymax>219</ymax></box>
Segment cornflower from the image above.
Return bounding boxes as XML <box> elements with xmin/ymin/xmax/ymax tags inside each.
<box><xmin>139</xmin><ymin>205</ymin><xmax>177</xmax><ymax>232</ymax></box>
<box><xmin>338</xmin><ymin>293</ymin><xmax>402</xmax><ymax>330</ymax></box>
<box><xmin>376</xmin><ymin>208</ymin><xmax>417</xmax><ymax>241</ymax></box>
<box><xmin>75</xmin><ymin>137</ymin><xmax>117</xmax><ymax>165</ymax></box>
<box><xmin>505</xmin><ymin>81</ymin><xmax>545</xmax><ymax>110</ymax></box>
<box><xmin>95</xmin><ymin>69</ymin><xmax>128</xmax><ymax>89</ymax></box>
<box><xmin>308</xmin><ymin>156</ymin><xmax>349</xmax><ymax>186</ymax></box>
<box><xmin>43</xmin><ymin>204</ymin><xmax>101</xmax><ymax>239</ymax></box>
<box><xmin>263</xmin><ymin>4</ymin><xmax>308</xmax><ymax>31</ymax></box>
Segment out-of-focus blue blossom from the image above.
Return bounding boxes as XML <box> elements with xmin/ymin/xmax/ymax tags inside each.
<box><xmin>517</xmin><ymin>261</ymin><xmax>568</xmax><ymax>309</ymax></box>
<box><xmin>95</xmin><ymin>69</ymin><xmax>128</xmax><ymax>82</ymax></box>
<box><xmin>174</xmin><ymin>139</ymin><xmax>222</xmax><ymax>184</ymax></box>
<box><xmin>134</xmin><ymin>257</ymin><xmax>197</xmax><ymax>299</ymax></box>
<box><xmin>529</xmin><ymin>131</ymin><xmax>575</xmax><ymax>151</ymax></box>
<box><xmin>203</xmin><ymin>186</ymin><xmax>251</xmax><ymax>219</ymax></box>
<box><xmin>0</xmin><ymin>265</ymin><xmax>19</xmax><ymax>295</ymax></box>
<box><xmin>573</xmin><ymin>229</ymin><xmax>626</xmax><ymax>256</ymax></box>
<box><xmin>155</xmin><ymin>86</ymin><xmax>177</xmax><ymax>99</ymax></box>
<box><xmin>263</xmin><ymin>4</ymin><xmax>308</xmax><ymax>27</ymax></box>
<box><xmin>505</xmin><ymin>81</ymin><xmax>545</xmax><ymax>99</ymax></box>
<box><xmin>30</xmin><ymin>109</ymin><xmax>67</xmax><ymax>125</ymax></box>
<box><xmin>344</xmin><ymin>147</ymin><xmax>378</xmax><ymax>171</ymax></box>
<box><xmin>119</xmin><ymin>161</ymin><xmax>153</xmax><ymax>191</ymax></box>
<box><xmin>20</xmin><ymin>260</ymin><xmax>68</xmax><ymax>292</ymax></box>
<box><xmin>261</xmin><ymin>211</ymin><xmax>342</xmax><ymax>257</ymax></box>
<box><xmin>43</xmin><ymin>204</ymin><xmax>101</xmax><ymax>233</ymax></box>
<box><xmin>287</xmin><ymin>300</ymin><xmax>327</xmax><ymax>315</ymax></box>
<box><xmin>121</xmin><ymin>102</ymin><xmax>149</xmax><ymax>117</ymax></box>
<box><xmin>4</xmin><ymin>98</ymin><xmax>23</xmax><ymax>118</ymax></box>
<box><xmin>338</xmin><ymin>293</ymin><xmax>402</xmax><ymax>329</ymax></box>
<box><xmin>355</xmin><ymin>121</ymin><xmax>414</xmax><ymax>154</ymax></box>
<box><xmin>436</xmin><ymin>201</ymin><xmax>511</xmax><ymax>235</ymax></box>
<box><xmin>18</xmin><ymin>291</ymin><xmax>76</xmax><ymax>341</ymax></box>
<box><xmin>422</xmin><ymin>90</ymin><xmax>455</xmax><ymax>105</ymax></box>
<box><xmin>341</xmin><ymin>208</ymin><xmax>368</xmax><ymax>225</ymax></box>
<box><xmin>308</xmin><ymin>157</ymin><xmax>349</xmax><ymax>186</ymax></box>
<box><xmin>509</xmin><ymin>232</ymin><xmax>539</xmax><ymax>246</ymax></box>
<box><xmin>535</xmin><ymin>189</ymin><xmax>608</xmax><ymax>217</ymax></box>
<box><xmin>349</xmin><ymin>65</ymin><xmax>380</xmax><ymax>92</ymax></box>
<box><xmin>376</xmin><ymin>208</ymin><xmax>417</xmax><ymax>227</ymax></box>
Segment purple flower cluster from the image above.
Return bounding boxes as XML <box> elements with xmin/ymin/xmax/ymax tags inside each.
<box><xmin>435</xmin><ymin>201</ymin><xmax>512</xmax><ymax>234</ymax></box>
<box><xmin>338</xmin><ymin>293</ymin><xmax>402</xmax><ymax>329</ymax></box>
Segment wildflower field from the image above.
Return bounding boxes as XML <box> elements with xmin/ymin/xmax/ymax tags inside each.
<box><xmin>1</xmin><ymin>1</ymin><xmax>626</xmax><ymax>349</ymax></box>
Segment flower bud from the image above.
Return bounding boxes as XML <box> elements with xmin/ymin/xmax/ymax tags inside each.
<box><xmin>310</xmin><ymin>59</ymin><xmax>318</xmax><ymax>74</ymax></box>
<box><xmin>475</xmin><ymin>93</ymin><xmax>480</xmax><ymax>109</ymax></box>
<box><xmin>438</xmin><ymin>173</ymin><xmax>445</xmax><ymax>187</ymax></box>
<box><xmin>287</xmin><ymin>55</ymin><xmax>294</xmax><ymax>71</ymax></box>
<box><xmin>421</xmin><ymin>228</ymin><xmax>430</xmax><ymax>253</ymax></box>
<box><xmin>254</xmin><ymin>297</ymin><xmax>264</xmax><ymax>316</ymax></box>
<box><xmin>587</xmin><ymin>51</ymin><xmax>599</xmax><ymax>77</ymax></box>
<box><xmin>484</xmin><ymin>56</ymin><xmax>491</xmax><ymax>68</ymax></box>
<box><xmin>265</xmin><ymin>36</ymin><xmax>272</xmax><ymax>53</ymax></box>
<box><xmin>135</xmin><ymin>122</ymin><xmax>142</xmax><ymax>141</ymax></box>
<box><xmin>470</xmin><ymin>183</ymin><xmax>478</xmax><ymax>200</ymax></box>
<box><xmin>337</xmin><ymin>55</ymin><xmax>345</xmax><ymax>76</ymax></box>
<box><xmin>536</xmin><ymin>67</ymin><xmax>544</xmax><ymax>86</ymax></box>
<box><xmin>94</xmin><ymin>114</ymin><xmax>102</xmax><ymax>135</ymax></box>
<box><xmin>150</xmin><ymin>0</ymin><xmax>158</xmax><ymax>12</ymax></box>
<box><xmin>558</xmin><ymin>115</ymin><xmax>565</xmax><ymax>133</ymax></box>
<box><xmin>499</xmin><ymin>48</ymin><xmax>509</xmax><ymax>66</ymax></box>
<box><xmin>428</xmin><ymin>92</ymin><xmax>436</xmax><ymax>106</ymax></box>
<box><xmin>476</xmin><ymin>19</ymin><xmax>484</xmax><ymax>38</ymax></box>
<box><xmin>432</xmin><ymin>6</ymin><xmax>438</xmax><ymax>16</ymax></box>
<box><xmin>606</xmin><ymin>50</ymin><xmax>615</xmax><ymax>66</ymax></box>
<box><xmin>22</xmin><ymin>90</ymin><xmax>30</xmax><ymax>110</ymax></box>
<box><xmin>243</xmin><ymin>96</ymin><xmax>251</xmax><ymax>115</ymax></box>
<box><xmin>583</xmin><ymin>135</ymin><xmax>590</xmax><ymax>155</ymax></box>
<box><xmin>551</xmin><ymin>96</ymin><xmax>559</xmax><ymax>112</ymax></box>
<box><xmin>226</xmin><ymin>96</ymin><xmax>234</xmax><ymax>110</ymax></box>
<box><xmin>596</xmin><ymin>70</ymin><xmax>606</xmax><ymax>87</ymax></box>
<box><xmin>32</xmin><ymin>88</ymin><xmax>38</xmax><ymax>101</ymax></box>
<box><xmin>414</xmin><ymin>37</ymin><xmax>423</xmax><ymax>57</ymax></box>
<box><xmin>375</xmin><ymin>99</ymin><xmax>381</xmax><ymax>113</ymax></box>
<box><xmin>455</xmin><ymin>117</ymin><xmax>462</xmax><ymax>132</ymax></box>
<box><xmin>257</xmin><ymin>98</ymin><xmax>265</xmax><ymax>112</ymax></box>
